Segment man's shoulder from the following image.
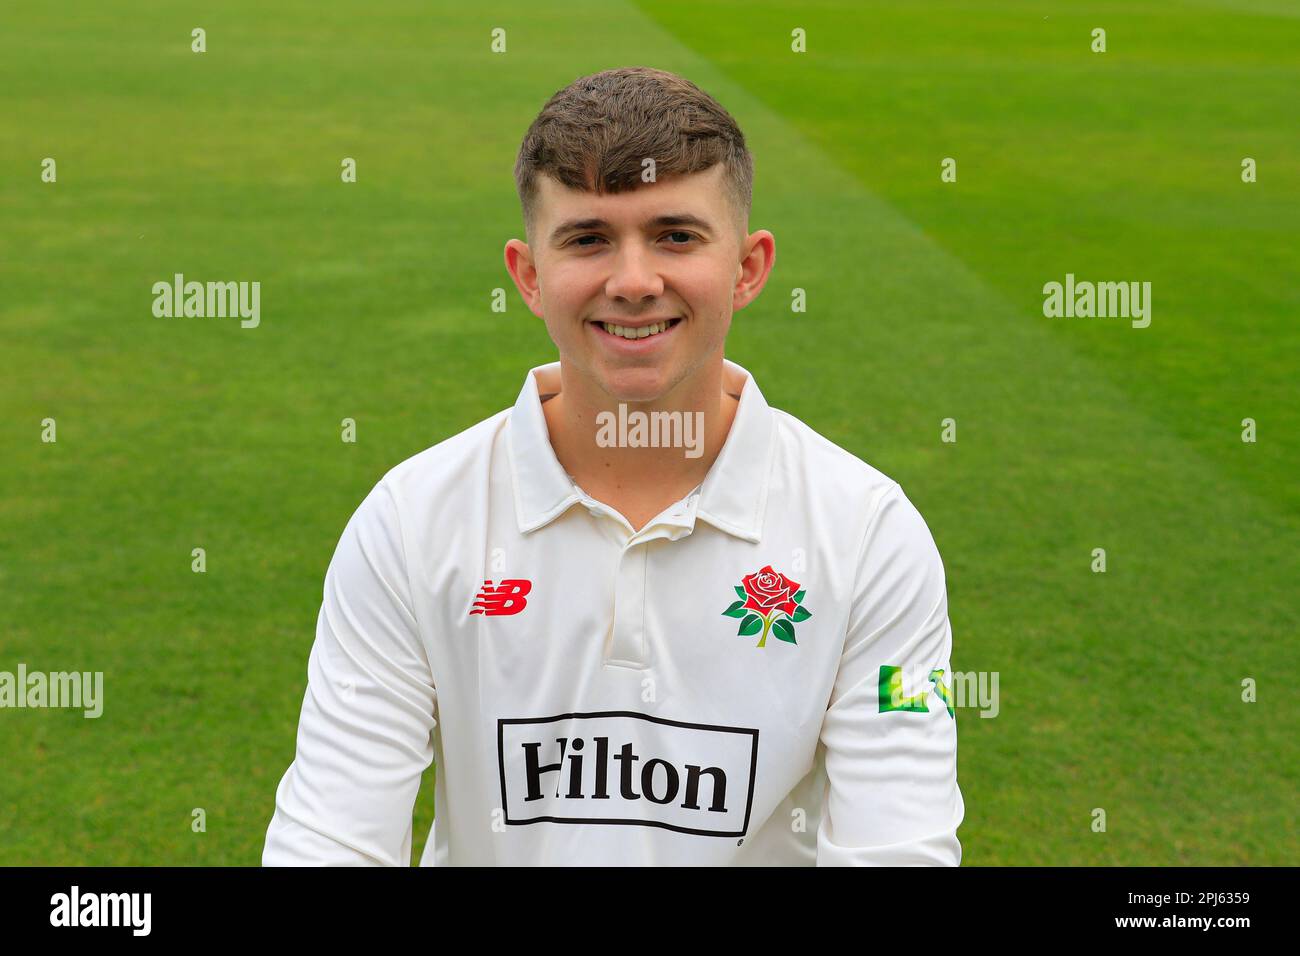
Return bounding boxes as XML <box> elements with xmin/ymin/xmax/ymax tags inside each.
<box><xmin>770</xmin><ymin>405</ymin><xmax>947</xmax><ymax>590</ymax></box>
<box><xmin>375</xmin><ymin>406</ymin><xmax>512</xmax><ymax>507</ymax></box>
<box><xmin>769</xmin><ymin>405</ymin><xmax>902</xmax><ymax>510</ymax></box>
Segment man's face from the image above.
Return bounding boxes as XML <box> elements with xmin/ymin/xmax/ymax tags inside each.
<box><xmin>505</xmin><ymin>164</ymin><xmax>774</xmax><ymax>405</ymax></box>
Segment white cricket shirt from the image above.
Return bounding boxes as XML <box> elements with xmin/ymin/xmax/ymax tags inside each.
<box><xmin>262</xmin><ymin>359</ymin><xmax>964</xmax><ymax>866</ymax></box>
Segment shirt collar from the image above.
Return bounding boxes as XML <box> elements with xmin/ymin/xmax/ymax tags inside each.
<box><xmin>508</xmin><ymin>359</ymin><xmax>775</xmax><ymax>542</ymax></box>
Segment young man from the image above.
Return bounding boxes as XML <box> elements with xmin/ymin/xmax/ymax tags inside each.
<box><xmin>262</xmin><ymin>67</ymin><xmax>964</xmax><ymax>866</ymax></box>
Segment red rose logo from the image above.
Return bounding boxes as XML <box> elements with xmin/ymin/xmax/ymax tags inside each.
<box><xmin>741</xmin><ymin>566</ymin><xmax>801</xmax><ymax>618</ymax></box>
<box><xmin>722</xmin><ymin>566</ymin><xmax>812</xmax><ymax>649</ymax></box>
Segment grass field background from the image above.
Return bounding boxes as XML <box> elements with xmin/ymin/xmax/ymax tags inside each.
<box><xmin>1</xmin><ymin>0</ymin><xmax>1295</xmax><ymax>865</ymax></box>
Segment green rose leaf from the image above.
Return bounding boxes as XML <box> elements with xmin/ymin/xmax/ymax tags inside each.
<box><xmin>792</xmin><ymin>606</ymin><xmax>811</xmax><ymax>623</ymax></box>
<box><xmin>722</xmin><ymin>600</ymin><xmax>748</xmax><ymax>619</ymax></box>
<box><xmin>738</xmin><ymin>614</ymin><xmax>762</xmax><ymax>637</ymax></box>
<box><xmin>792</xmin><ymin>589</ymin><xmax>806</xmax><ymax>605</ymax></box>
<box><xmin>734</xmin><ymin>586</ymin><xmax>747</xmax><ymax>600</ymax></box>
<box><xmin>772</xmin><ymin>618</ymin><xmax>796</xmax><ymax>644</ymax></box>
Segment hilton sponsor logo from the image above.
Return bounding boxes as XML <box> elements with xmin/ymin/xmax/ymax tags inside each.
<box><xmin>497</xmin><ymin>711</ymin><xmax>759</xmax><ymax>837</ymax></box>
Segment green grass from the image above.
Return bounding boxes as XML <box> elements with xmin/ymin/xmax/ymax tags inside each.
<box><xmin>0</xmin><ymin>0</ymin><xmax>1295</xmax><ymax>864</ymax></box>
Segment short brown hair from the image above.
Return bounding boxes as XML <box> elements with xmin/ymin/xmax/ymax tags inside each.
<box><xmin>514</xmin><ymin>67</ymin><xmax>753</xmax><ymax>242</ymax></box>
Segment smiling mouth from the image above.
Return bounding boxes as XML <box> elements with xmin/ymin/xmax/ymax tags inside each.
<box><xmin>592</xmin><ymin>318</ymin><xmax>682</xmax><ymax>341</ymax></box>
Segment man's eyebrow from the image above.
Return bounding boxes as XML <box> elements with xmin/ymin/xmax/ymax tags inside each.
<box><xmin>548</xmin><ymin>213</ymin><xmax>716</xmax><ymax>244</ymax></box>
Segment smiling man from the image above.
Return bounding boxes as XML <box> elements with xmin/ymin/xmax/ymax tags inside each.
<box><xmin>509</xmin><ymin>159</ymin><xmax>761</xmax><ymax>532</ymax></box>
<box><xmin>263</xmin><ymin>67</ymin><xmax>964</xmax><ymax>866</ymax></box>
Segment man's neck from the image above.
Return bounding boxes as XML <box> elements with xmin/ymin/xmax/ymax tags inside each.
<box><xmin>539</xmin><ymin>361</ymin><xmax>741</xmax><ymax>527</ymax></box>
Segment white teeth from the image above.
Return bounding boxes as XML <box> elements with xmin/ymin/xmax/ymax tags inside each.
<box><xmin>601</xmin><ymin>320</ymin><xmax>672</xmax><ymax>340</ymax></box>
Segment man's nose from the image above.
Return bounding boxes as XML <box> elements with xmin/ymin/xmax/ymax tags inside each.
<box><xmin>604</xmin><ymin>242</ymin><xmax>665</xmax><ymax>302</ymax></box>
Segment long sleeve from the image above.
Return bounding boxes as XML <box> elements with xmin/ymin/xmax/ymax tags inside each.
<box><xmin>815</xmin><ymin>482</ymin><xmax>964</xmax><ymax>866</ymax></box>
<box><xmin>262</xmin><ymin>479</ymin><xmax>438</xmax><ymax>866</ymax></box>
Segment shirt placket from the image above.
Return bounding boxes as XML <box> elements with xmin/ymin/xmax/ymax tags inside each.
<box><xmin>579</xmin><ymin>488</ymin><xmax>700</xmax><ymax>669</ymax></box>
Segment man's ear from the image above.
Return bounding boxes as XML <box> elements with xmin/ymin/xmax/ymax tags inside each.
<box><xmin>504</xmin><ymin>238</ymin><xmax>544</xmax><ymax>319</ymax></box>
<box><xmin>732</xmin><ymin>230</ymin><xmax>776</xmax><ymax>312</ymax></box>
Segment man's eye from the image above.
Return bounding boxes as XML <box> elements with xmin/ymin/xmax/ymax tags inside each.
<box><xmin>568</xmin><ymin>232</ymin><xmax>695</xmax><ymax>248</ymax></box>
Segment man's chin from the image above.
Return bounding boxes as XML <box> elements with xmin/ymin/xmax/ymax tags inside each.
<box><xmin>596</xmin><ymin>368</ymin><xmax>675</xmax><ymax>406</ymax></box>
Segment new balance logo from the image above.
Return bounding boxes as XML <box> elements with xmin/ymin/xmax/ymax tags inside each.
<box><xmin>470</xmin><ymin>579</ymin><xmax>532</xmax><ymax>616</ymax></box>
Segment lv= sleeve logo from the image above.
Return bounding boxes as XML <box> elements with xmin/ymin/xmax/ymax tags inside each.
<box><xmin>878</xmin><ymin>665</ymin><xmax>955</xmax><ymax>719</ymax></box>
<box><xmin>471</xmin><ymin>579</ymin><xmax>533</xmax><ymax>616</ymax></box>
